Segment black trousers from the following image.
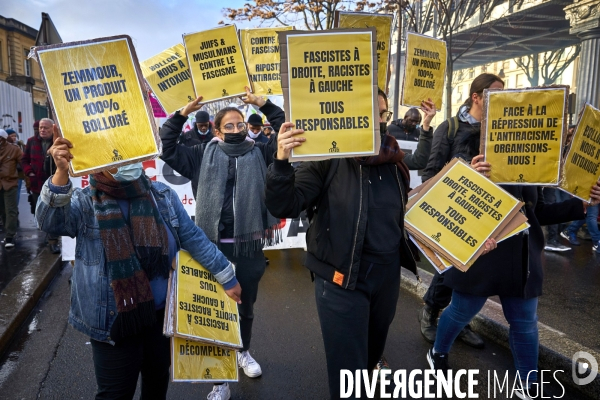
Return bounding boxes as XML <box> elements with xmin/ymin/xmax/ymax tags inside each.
<box><xmin>90</xmin><ymin>309</ymin><xmax>170</xmax><ymax>400</ymax></box>
<box><xmin>220</xmin><ymin>244</ymin><xmax>266</xmax><ymax>352</ymax></box>
<box><xmin>315</xmin><ymin>258</ymin><xmax>400</xmax><ymax>400</ymax></box>
<box><xmin>422</xmin><ymin>271</ymin><xmax>453</xmax><ymax>311</ymax></box>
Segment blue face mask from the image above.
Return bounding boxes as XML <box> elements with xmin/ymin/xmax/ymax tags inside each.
<box><xmin>111</xmin><ymin>163</ymin><xmax>143</xmax><ymax>182</ymax></box>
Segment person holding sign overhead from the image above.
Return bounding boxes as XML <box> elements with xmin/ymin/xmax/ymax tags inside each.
<box><xmin>265</xmin><ymin>88</ymin><xmax>447</xmax><ymax>399</ymax></box>
<box><xmin>427</xmin><ymin>154</ymin><xmax>600</xmax><ymax>398</ymax></box>
<box><xmin>418</xmin><ymin>73</ymin><xmax>505</xmax><ymax>349</ymax></box>
<box><xmin>159</xmin><ymin>87</ymin><xmax>284</xmax><ymax>400</ymax></box>
<box><xmin>35</xmin><ymin>129</ymin><xmax>241</xmax><ymax>400</ymax></box>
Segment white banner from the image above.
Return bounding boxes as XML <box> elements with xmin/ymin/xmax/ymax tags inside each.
<box><xmin>61</xmin><ymin>159</ymin><xmax>306</xmax><ymax>260</ymax></box>
<box><xmin>397</xmin><ymin>139</ymin><xmax>423</xmax><ymax>187</ymax></box>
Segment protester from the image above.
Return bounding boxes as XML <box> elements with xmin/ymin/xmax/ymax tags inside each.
<box><xmin>0</xmin><ymin>129</ymin><xmax>22</xmax><ymax>248</ymax></box>
<box><xmin>36</xmin><ymin>130</ymin><xmax>241</xmax><ymax>400</ymax></box>
<box><xmin>545</xmin><ymin>124</ymin><xmax>577</xmax><ymax>252</ymax></box>
<box><xmin>264</xmin><ymin>89</ymin><xmax>476</xmax><ymax>399</ymax></box>
<box><xmin>263</xmin><ymin>123</ymin><xmax>273</xmax><ymax>138</ymax></box>
<box><xmin>6</xmin><ymin>128</ymin><xmax>27</xmax><ymax>211</ymax></box>
<box><xmin>561</xmin><ymin>204</ymin><xmax>600</xmax><ymax>252</ymax></box>
<box><xmin>418</xmin><ymin>73</ymin><xmax>505</xmax><ymax>348</ymax></box>
<box><xmin>159</xmin><ymin>87</ymin><xmax>284</xmax><ymax>400</ymax></box>
<box><xmin>247</xmin><ymin>113</ymin><xmax>269</xmax><ymax>143</ymax></box>
<box><xmin>22</xmin><ymin>118</ymin><xmax>60</xmax><ymax>254</ymax></box>
<box><xmin>179</xmin><ymin>110</ymin><xmax>214</xmax><ymax>147</ymax></box>
<box><xmin>428</xmin><ymin>154</ymin><xmax>600</xmax><ymax>399</ymax></box>
<box><xmin>387</xmin><ymin>107</ymin><xmax>422</xmax><ymax>141</ymax></box>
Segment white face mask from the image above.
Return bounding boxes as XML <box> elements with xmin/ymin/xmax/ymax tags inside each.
<box><xmin>110</xmin><ymin>163</ymin><xmax>143</xmax><ymax>181</ymax></box>
<box><xmin>248</xmin><ymin>131</ymin><xmax>261</xmax><ymax>139</ymax></box>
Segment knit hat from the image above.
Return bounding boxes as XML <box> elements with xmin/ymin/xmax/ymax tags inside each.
<box><xmin>195</xmin><ymin>111</ymin><xmax>210</xmax><ymax>123</ymax></box>
<box><xmin>33</xmin><ymin>121</ymin><xmax>40</xmax><ymax>129</ymax></box>
<box><xmin>5</xmin><ymin>128</ymin><xmax>16</xmax><ymax>135</ymax></box>
<box><xmin>247</xmin><ymin>114</ymin><xmax>263</xmax><ymax>126</ymax></box>
<box><xmin>0</xmin><ymin>129</ymin><xmax>7</xmax><ymax>139</ymax></box>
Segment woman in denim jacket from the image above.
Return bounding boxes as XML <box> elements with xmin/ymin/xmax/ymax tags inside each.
<box><xmin>36</xmin><ymin>133</ymin><xmax>241</xmax><ymax>400</ymax></box>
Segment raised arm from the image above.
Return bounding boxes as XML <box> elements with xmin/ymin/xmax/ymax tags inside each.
<box><xmin>159</xmin><ymin>96</ymin><xmax>205</xmax><ymax>181</ymax></box>
<box><xmin>404</xmin><ymin>99</ymin><xmax>436</xmax><ymax>171</ymax></box>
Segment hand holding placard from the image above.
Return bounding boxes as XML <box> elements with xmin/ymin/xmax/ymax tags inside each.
<box><xmin>276</xmin><ymin>122</ymin><xmax>306</xmax><ymax>160</ymax></box>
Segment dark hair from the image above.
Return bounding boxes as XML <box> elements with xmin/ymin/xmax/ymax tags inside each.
<box><xmin>464</xmin><ymin>73</ymin><xmax>504</xmax><ymax>107</ymax></box>
<box><xmin>214</xmin><ymin>107</ymin><xmax>244</xmax><ymax>131</ymax></box>
<box><xmin>405</xmin><ymin>107</ymin><xmax>421</xmax><ymax>119</ymax></box>
<box><xmin>378</xmin><ymin>88</ymin><xmax>387</xmax><ymax>108</ymax></box>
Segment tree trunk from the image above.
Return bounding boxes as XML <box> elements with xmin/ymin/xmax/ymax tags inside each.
<box><xmin>532</xmin><ymin>53</ymin><xmax>540</xmax><ymax>87</ymax></box>
<box><xmin>445</xmin><ymin>60</ymin><xmax>453</xmax><ymax>119</ymax></box>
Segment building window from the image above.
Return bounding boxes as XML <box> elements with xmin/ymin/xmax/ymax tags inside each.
<box><xmin>468</xmin><ymin>68</ymin><xmax>474</xmax><ymax>79</ymax></box>
<box><xmin>481</xmin><ymin>64</ymin><xmax>487</xmax><ymax>73</ymax></box>
<box><xmin>456</xmin><ymin>85</ymin><xmax>463</xmax><ymax>101</ymax></box>
<box><xmin>24</xmin><ymin>49</ymin><xmax>31</xmax><ymax>77</ymax></box>
<box><xmin>516</xmin><ymin>73</ymin><xmax>526</xmax><ymax>88</ymax></box>
<box><xmin>503</xmin><ymin>60</ymin><xmax>510</xmax><ymax>71</ymax></box>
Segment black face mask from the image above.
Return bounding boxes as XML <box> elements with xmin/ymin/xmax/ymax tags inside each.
<box><xmin>224</xmin><ymin>132</ymin><xmax>247</xmax><ymax>144</ymax></box>
<box><xmin>380</xmin><ymin>122</ymin><xmax>388</xmax><ymax>137</ymax></box>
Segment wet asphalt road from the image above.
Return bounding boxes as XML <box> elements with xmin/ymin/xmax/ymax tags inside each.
<box><xmin>0</xmin><ymin>185</ymin><xmax>47</xmax><ymax>293</ymax></box>
<box><xmin>0</xmin><ymin>249</ymin><xmax>593</xmax><ymax>399</ymax></box>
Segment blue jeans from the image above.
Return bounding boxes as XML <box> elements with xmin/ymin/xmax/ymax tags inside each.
<box><xmin>434</xmin><ymin>291</ymin><xmax>539</xmax><ymax>382</ymax></box>
<box><xmin>567</xmin><ymin>204</ymin><xmax>600</xmax><ymax>243</ymax></box>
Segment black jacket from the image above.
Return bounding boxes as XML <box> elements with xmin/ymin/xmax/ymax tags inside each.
<box><xmin>388</xmin><ymin>120</ymin><xmax>420</xmax><ymax>141</ymax></box>
<box><xmin>160</xmin><ymin>100</ymin><xmax>285</xmax><ymax>198</ymax></box>
<box><xmin>444</xmin><ymin>186</ymin><xmax>584</xmax><ymax>299</ymax></box>
<box><xmin>179</xmin><ymin>126</ymin><xmax>214</xmax><ymax>148</ymax></box>
<box><xmin>266</xmin><ymin>157</ymin><xmax>418</xmax><ymax>290</ymax></box>
<box><xmin>422</xmin><ymin>116</ymin><xmax>480</xmax><ymax>182</ymax></box>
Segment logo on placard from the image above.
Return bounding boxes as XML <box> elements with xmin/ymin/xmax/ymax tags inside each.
<box><xmin>329</xmin><ymin>141</ymin><xmax>340</xmax><ymax>153</ymax></box>
<box><xmin>516</xmin><ymin>174</ymin><xmax>525</xmax><ymax>183</ymax></box>
<box><xmin>573</xmin><ymin>186</ymin><xmax>579</xmax><ymax>196</ymax></box>
<box><xmin>431</xmin><ymin>232</ymin><xmax>442</xmax><ymax>242</ymax></box>
<box><xmin>203</xmin><ymin>368</ymin><xmax>213</xmax><ymax>379</ymax></box>
<box><xmin>112</xmin><ymin>149</ymin><xmax>123</xmax><ymax>161</ymax></box>
<box><xmin>222</xmin><ymin>89</ymin><xmax>229</xmax><ymax>97</ymax></box>
<box><xmin>267</xmin><ymin>87</ymin><xmax>273</xmax><ymax>94</ymax></box>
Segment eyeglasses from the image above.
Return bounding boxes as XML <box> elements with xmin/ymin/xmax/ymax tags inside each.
<box><xmin>221</xmin><ymin>122</ymin><xmax>247</xmax><ymax>133</ymax></box>
<box><xmin>380</xmin><ymin>111</ymin><xmax>393</xmax><ymax>122</ymax></box>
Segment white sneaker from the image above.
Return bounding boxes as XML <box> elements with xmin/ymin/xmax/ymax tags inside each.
<box><xmin>237</xmin><ymin>350</ymin><xmax>262</xmax><ymax>377</ymax></box>
<box><xmin>207</xmin><ymin>383</ymin><xmax>230</xmax><ymax>400</ymax></box>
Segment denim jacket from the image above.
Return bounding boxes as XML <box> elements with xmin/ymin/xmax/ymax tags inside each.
<box><xmin>36</xmin><ymin>178</ymin><xmax>237</xmax><ymax>343</ymax></box>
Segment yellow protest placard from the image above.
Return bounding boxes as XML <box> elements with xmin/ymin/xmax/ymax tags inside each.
<box><xmin>279</xmin><ymin>29</ymin><xmax>379</xmax><ymax>161</ymax></box>
<box><xmin>171</xmin><ymin>337</ymin><xmax>238</xmax><ymax>382</ymax></box>
<box><xmin>560</xmin><ymin>104</ymin><xmax>600</xmax><ymax>201</ymax></box>
<box><xmin>141</xmin><ymin>44</ymin><xmax>195</xmax><ymax>114</ymax></box>
<box><xmin>335</xmin><ymin>12</ymin><xmax>393</xmax><ymax>92</ymax></box>
<box><xmin>175</xmin><ymin>250</ymin><xmax>242</xmax><ymax>348</ymax></box>
<box><xmin>35</xmin><ymin>36</ymin><xmax>159</xmax><ymax>176</ymax></box>
<box><xmin>183</xmin><ymin>25</ymin><xmax>251</xmax><ymax>102</ymax></box>
<box><xmin>240</xmin><ymin>27</ymin><xmax>292</xmax><ymax>96</ymax></box>
<box><xmin>405</xmin><ymin>159</ymin><xmax>523</xmax><ymax>270</ymax></box>
<box><xmin>482</xmin><ymin>87</ymin><xmax>568</xmax><ymax>185</ymax></box>
<box><xmin>401</xmin><ymin>32</ymin><xmax>447</xmax><ymax>110</ymax></box>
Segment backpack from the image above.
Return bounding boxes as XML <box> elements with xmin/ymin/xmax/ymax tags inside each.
<box><xmin>447</xmin><ymin>116</ymin><xmax>460</xmax><ymax>141</ymax></box>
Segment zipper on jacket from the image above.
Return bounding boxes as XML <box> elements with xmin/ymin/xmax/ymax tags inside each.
<box><xmin>346</xmin><ymin>165</ymin><xmax>362</xmax><ymax>289</ymax></box>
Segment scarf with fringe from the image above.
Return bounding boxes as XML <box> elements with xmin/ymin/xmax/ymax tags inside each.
<box><xmin>195</xmin><ymin>138</ymin><xmax>281</xmax><ymax>256</ymax></box>
<box><xmin>90</xmin><ymin>173</ymin><xmax>170</xmax><ymax>339</ymax></box>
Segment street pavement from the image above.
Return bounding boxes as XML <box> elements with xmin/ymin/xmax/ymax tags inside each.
<box><xmin>0</xmin><ymin>185</ymin><xmax>47</xmax><ymax>293</ymax></box>
<box><xmin>0</xmin><ymin>249</ymin><xmax>593</xmax><ymax>399</ymax></box>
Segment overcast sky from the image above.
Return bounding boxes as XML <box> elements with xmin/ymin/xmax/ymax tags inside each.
<box><xmin>2</xmin><ymin>0</ymin><xmax>261</xmax><ymax>61</ymax></box>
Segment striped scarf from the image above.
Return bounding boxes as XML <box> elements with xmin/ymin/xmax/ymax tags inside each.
<box><xmin>90</xmin><ymin>173</ymin><xmax>170</xmax><ymax>338</ymax></box>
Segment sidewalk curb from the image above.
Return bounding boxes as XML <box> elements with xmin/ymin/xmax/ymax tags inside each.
<box><xmin>401</xmin><ymin>267</ymin><xmax>600</xmax><ymax>399</ymax></box>
<box><xmin>0</xmin><ymin>248</ymin><xmax>62</xmax><ymax>357</ymax></box>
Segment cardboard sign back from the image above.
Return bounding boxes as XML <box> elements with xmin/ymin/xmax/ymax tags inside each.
<box><xmin>35</xmin><ymin>35</ymin><xmax>160</xmax><ymax>176</ymax></box>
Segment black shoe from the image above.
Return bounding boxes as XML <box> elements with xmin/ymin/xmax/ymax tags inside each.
<box><xmin>457</xmin><ymin>325</ymin><xmax>485</xmax><ymax>349</ymax></box>
<box><xmin>427</xmin><ymin>348</ymin><xmax>451</xmax><ymax>372</ymax></box>
<box><xmin>50</xmin><ymin>243</ymin><xmax>61</xmax><ymax>254</ymax></box>
<box><xmin>418</xmin><ymin>305</ymin><xmax>439</xmax><ymax>344</ymax></box>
